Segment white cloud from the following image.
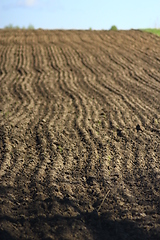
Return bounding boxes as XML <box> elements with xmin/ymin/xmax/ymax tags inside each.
<box><xmin>17</xmin><ymin>0</ymin><xmax>38</xmax><ymax>7</ymax></box>
<box><xmin>2</xmin><ymin>0</ymin><xmax>63</xmax><ymax>10</ymax></box>
<box><xmin>25</xmin><ymin>0</ymin><xmax>37</xmax><ymax>6</ymax></box>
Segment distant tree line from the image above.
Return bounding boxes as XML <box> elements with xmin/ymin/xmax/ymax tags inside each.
<box><xmin>4</xmin><ymin>24</ymin><xmax>118</xmax><ymax>31</ymax></box>
<box><xmin>89</xmin><ymin>25</ymin><xmax>118</xmax><ymax>30</ymax></box>
<box><xmin>4</xmin><ymin>24</ymin><xmax>35</xmax><ymax>29</ymax></box>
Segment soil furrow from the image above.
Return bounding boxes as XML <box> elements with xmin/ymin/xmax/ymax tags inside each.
<box><xmin>0</xmin><ymin>29</ymin><xmax>160</xmax><ymax>240</ymax></box>
<box><xmin>0</xmin><ymin>126</ymin><xmax>13</xmax><ymax>178</ymax></box>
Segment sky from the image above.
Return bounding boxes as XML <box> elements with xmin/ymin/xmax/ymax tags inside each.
<box><xmin>0</xmin><ymin>0</ymin><xmax>160</xmax><ymax>30</ymax></box>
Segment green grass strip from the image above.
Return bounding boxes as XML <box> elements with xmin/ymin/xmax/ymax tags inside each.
<box><xmin>140</xmin><ymin>28</ymin><xmax>160</xmax><ymax>36</ymax></box>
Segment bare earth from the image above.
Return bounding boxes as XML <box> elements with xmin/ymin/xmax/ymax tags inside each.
<box><xmin>0</xmin><ymin>29</ymin><xmax>160</xmax><ymax>240</ymax></box>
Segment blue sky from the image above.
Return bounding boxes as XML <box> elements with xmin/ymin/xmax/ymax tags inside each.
<box><xmin>0</xmin><ymin>0</ymin><xmax>160</xmax><ymax>30</ymax></box>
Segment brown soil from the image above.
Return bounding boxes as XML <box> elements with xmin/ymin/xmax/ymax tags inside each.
<box><xmin>0</xmin><ymin>29</ymin><xmax>160</xmax><ymax>240</ymax></box>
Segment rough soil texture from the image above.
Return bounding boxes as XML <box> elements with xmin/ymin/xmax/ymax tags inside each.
<box><xmin>0</xmin><ymin>29</ymin><xmax>160</xmax><ymax>240</ymax></box>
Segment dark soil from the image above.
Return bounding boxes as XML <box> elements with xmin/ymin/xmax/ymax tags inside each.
<box><xmin>0</xmin><ymin>29</ymin><xmax>160</xmax><ymax>240</ymax></box>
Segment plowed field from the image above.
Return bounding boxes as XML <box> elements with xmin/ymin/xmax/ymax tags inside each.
<box><xmin>0</xmin><ymin>29</ymin><xmax>160</xmax><ymax>240</ymax></box>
